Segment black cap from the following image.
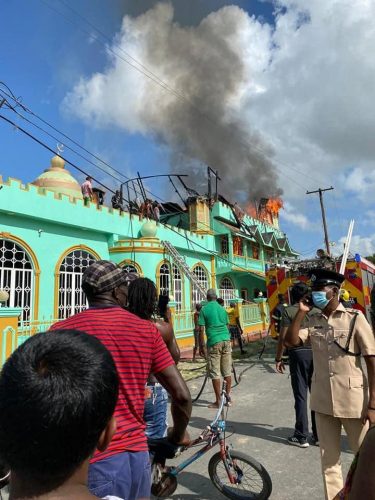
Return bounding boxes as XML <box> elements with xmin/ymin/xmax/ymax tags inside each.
<box><xmin>308</xmin><ymin>268</ymin><xmax>345</xmax><ymax>288</ymax></box>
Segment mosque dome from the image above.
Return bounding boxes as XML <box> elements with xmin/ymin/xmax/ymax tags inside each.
<box><xmin>32</xmin><ymin>155</ymin><xmax>83</xmax><ymax>199</ymax></box>
<box><xmin>140</xmin><ymin>220</ymin><xmax>158</xmax><ymax>238</ymax></box>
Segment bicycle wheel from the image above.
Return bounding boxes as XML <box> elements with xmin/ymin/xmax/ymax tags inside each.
<box><xmin>208</xmin><ymin>450</ymin><xmax>272</xmax><ymax>500</ymax></box>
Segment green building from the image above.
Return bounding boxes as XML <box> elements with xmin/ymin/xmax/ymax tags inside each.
<box><xmin>0</xmin><ymin>155</ymin><xmax>296</xmax><ymax>359</ymax></box>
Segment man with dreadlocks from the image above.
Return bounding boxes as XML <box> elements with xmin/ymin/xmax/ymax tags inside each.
<box><xmin>128</xmin><ymin>277</ymin><xmax>181</xmax><ymax>439</ymax></box>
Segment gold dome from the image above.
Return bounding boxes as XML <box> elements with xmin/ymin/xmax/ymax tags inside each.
<box><xmin>32</xmin><ymin>155</ymin><xmax>83</xmax><ymax>199</ymax></box>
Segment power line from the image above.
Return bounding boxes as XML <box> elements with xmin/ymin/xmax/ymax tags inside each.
<box><xmin>0</xmin><ymin>113</ymin><xmax>115</xmax><ymax>195</ymax></box>
<box><xmin>0</xmin><ymin>108</ymin><xmax>293</xmax><ymax>276</ymax></box>
<box><xmin>39</xmin><ymin>0</ymin><xmax>319</xmax><ymax>190</ymax></box>
<box><xmin>1</xmin><ymin>86</ymin><xmax>294</xmax><ymax>248</ymax></box>
<box><xmin>0</xmin><ymin>86</ymin><xmax>229</xmax><ymax>234</ymax></box>
<box><xmin>0</xmin><ymin>84</ymin><xmax>130</xmax><ymax>184</ymax></box>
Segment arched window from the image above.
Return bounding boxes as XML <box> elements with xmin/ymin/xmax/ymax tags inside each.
<box><xmin>172</xmin><ymin>264</ymin><xmax>182</xmax><ymax>311</ymax></box>
<box><xmin>159</xmin><ymin>263</ymin><xmax>170</xmax><ymax>297</ymax></box>
<box><xmin>220</xmin><ymin>277</ymin><xmax>236</xmax><ymax>307</ymax></box>
<box><xmin>0</xmin><ymin>239</ymin><xmax>34</xmax><ymax>322</ymax></box>
<box><xmin>58</xmin><ymin>249</ymin><xmax>97</xmax><ymax>319</ymax></box>
<box><xmin>192</xmin><ymin>265</ymin><xmax>209</xmax><ymax>306</ymax></box>
<box><xmin>122</xmin><ymin>263</ymin><xmax>139</xmax><ymax>275</ymax></box>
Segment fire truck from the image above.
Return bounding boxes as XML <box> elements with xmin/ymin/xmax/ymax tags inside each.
<box><xmin>266</xmin><ymin>253</ymin><xmax>375</xmax><ymax>337</ymax></box>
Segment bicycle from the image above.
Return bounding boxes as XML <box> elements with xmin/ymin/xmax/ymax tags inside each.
<box><xmin>148</xmin><ymin>381</ymin><xmax>272</xmax><ymax>499</ymax></box>
<box><xmin>190</xmin><ymin>362</ymin><xmax>239</xmax><ymax>403</ymax></box>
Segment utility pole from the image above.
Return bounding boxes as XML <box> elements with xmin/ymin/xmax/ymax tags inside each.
<box><xmin>306</xmin><ymin>186</ymin><xmax>334</xmax><ymax>256</ymax></box>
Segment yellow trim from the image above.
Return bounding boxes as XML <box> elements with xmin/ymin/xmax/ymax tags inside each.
<box><xmin>118</xmin><ymin>259</ymin><xmax>143</xmax><ymax>275</ymax></box>
<box><xmin>219</xmin><ymin>275</ymin><xmax>235</xmax><ymax>289</ymax></box>
<box><xmin>53</xmin><ymin>245</ymin><xmax>101</xmax><ymax>318</ymax></box>
<box><xmin>156</xmin><ymin>259</ymin><xmax>170</xmax><ymax>297</ymax></box>
<box><xmin>210</xmin><ymin>255</ymin><xmax>216</xmax><ymax>288</ymax></box>
<box><xmin>0</xmin><ymin>232</ymin><xmax>41</xmax><ymax>321</ymax></box>
<box><xmin>190</xmin><ymin>262</ymin><xmax>209</xmax><ymax>308</ymax></box>
<box><xmin>154</xmin><ymin>259</ymin><xmax>185</xmax><ymax>308</ymax></box>
<box><xmin>232</xmin><ymin>266</ymin><xmax>265</xmax><ymax>276</ymax></box>
<box><xmin>109</xmin><ymin>247</ymin><xmax>164</xmax><ymax>254</ymax></box>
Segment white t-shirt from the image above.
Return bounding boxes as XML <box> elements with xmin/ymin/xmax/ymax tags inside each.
<box><xmin>103</xmin><ymin>497</ymin><xmax>124</xmax><ymax>500</ymax></box>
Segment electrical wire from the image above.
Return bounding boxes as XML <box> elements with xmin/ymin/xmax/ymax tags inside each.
<box><xmin>0</xmin><ymin>113</ymin><xmax>115</xmax><ymax>195</ymax></box>
<box><xmin>0</xmin><ymin>109</ymin><xmax>278</xmax><ymax>279</ymax></box>
<box><xmin>0</xmin><ymin>88</ymin><xmax>299</xmax><ymax>280</ymax></box>
<box><xmin>0</xmin><ymin>85</ymin><xmax>263</xmax><ymax>237</ymax></box>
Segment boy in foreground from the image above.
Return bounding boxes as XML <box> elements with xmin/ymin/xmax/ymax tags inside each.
<box><xmin>0</xmin><ymin>329</ymin><xmax>120</xmax><ymax>500</ymax></box>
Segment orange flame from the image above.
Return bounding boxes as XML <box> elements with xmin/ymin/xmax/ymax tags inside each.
<box><xmin>245</xmin><ymin>202</ymin><xmax>257</xmax><ymax>218</ymax></box>
<box><xmin>265</xmin><ymin>198</ymin><xmax>283</xmax><ymax>215</ymax></box>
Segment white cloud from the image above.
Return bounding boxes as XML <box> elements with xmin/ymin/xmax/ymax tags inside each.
<box><xmin>63</xmin><ymin>0</ymin><xmax>375</xmax><ymax>204</ymax></box>
<box><xmin>280</xmin><ymin>201</ymin><xmax>309</xmax><ymax>229</ymax></box>
<box><xmin>340</xmin><ymin>167</ymin><xmax>375</xmax><ymax>197</ymax></box>
<box><xmin>338</xmin><ymin>234</ymin><xmax>375</xmax><ymax>257</ymax></box>
<box><xmin>63</xmin><ymin>0</ymin><xmax>375</xmax><ymax>266</ymax></box>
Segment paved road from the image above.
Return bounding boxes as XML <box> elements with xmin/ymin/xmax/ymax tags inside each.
<box><xmin>171</xmin><ymin>356</ymin><xmax>353</xmax><ymax>500</ymax></box>
<box><xmin>0</xmin><ymin>354</ymin><xmax>354</xmax><ymax>500</ymax></box>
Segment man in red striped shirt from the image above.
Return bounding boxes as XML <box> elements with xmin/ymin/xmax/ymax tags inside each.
<box><xmin>50</xmin><ymin>261</ymin><xmax>191</xmax><ymax>500</ymax></box>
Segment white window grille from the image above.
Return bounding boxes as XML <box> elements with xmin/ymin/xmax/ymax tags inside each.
<box><xmin>58</xmin><ymin>250</ymin><xmax>97</xmax><ymax>319</ymax></box>
<box><xmin>122</xmin><ymin>263</ymin><xmax>139</xmax><ymax>275</ymax></box>
<box><xmin>159</xmin><ymin>263</ymin><xmax>170</xmax><ymax>297</ymax></box>
<box><xmin>172</xmin><ymin>264</ymin><xmax>182</xmax><ymax>311</ymax></box>
<box><xmin>0</xmin><ymin>239</ymin><xmax>34</xmax><ymax>322</ymax></box>
<box><xmin>192</xmin><ymin>265</ymin><xmax>208</xmax><ymax>306</ymax></box>
<box><xmin>219</xmin><ymin>277</ymin><xmax>236</xmax><ymax>307</ymax></box>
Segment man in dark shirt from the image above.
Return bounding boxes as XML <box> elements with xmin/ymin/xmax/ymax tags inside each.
<box><xmin>272</xmin><ymin>293</ymin><xmax>288</xmax><ymax>337</ymax></box>
<box><xmin>275</xmin><ymin>282</ymin><xmax>318</xmax><ymax>448</ymax></box>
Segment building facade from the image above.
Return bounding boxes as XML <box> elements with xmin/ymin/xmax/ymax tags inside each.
<box><xmin>0</xmin><ymin>155</ymin><xmax>297</xmax><ymax>357</ymax></box>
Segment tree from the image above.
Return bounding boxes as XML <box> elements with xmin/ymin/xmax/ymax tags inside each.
<box><xmin>366</xmin><ymin>255</ymin><xmax>375</xmax><ymax>265</ymax></box>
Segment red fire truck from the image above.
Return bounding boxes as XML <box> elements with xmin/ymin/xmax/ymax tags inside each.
<box><xmin>266</xmin><ymin>253</ymin><xmax>375</xmax><ymax>337</ymax></box>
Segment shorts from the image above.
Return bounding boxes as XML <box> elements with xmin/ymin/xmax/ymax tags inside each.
<box><xmin>89</xmin><ymin>450</ymin><xmax>151</xmax><ymax>500</ymax></box>
<box><xmin>207</xmin><ymin>340</ymin><xmax>232</xmax><ymax>380</ymax></box>
<box><xmin>144</xmin><ymin>384</ymin><xmax>168</xmax><ymax>439</ymax></box>
<box><xmin>229</xmin><ymin>325</ymin><xmax>241</xmax><ymax>340</ymax></box>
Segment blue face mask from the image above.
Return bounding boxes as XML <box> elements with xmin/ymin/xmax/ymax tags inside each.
<box><xmin>312</xmin><ymin>291</ymin><xmax>330</xmax><ymax>310</ymax></box>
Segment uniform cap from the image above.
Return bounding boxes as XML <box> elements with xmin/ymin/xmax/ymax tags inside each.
<box><xmin>308</xmin><ymin>268</ymin><xmax>345</xmax><ymax>288</ymax></box>
<box><xmin>82</xmin><ymin>260</ymin><xmax>128</xmax><ymax>293</ymax></box>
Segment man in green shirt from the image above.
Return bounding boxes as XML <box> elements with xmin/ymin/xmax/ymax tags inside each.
<box><xmin>199</xmin><ymin>289</ymin><xmax>232</xmax><ymax>408</ymax></box>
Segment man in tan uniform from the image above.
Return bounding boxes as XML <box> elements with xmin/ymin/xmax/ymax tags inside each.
<box><xmin>285</xmin><ymin>268</ymin><xmax>375</xmax><ymax>500</ymax></box>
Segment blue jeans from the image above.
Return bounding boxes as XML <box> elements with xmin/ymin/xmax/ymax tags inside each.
<box><xmin>88</xmin><ymin>450</ymin><xmax>151</xmax><ymax>499</ymax></box>
<box><xmin>144</xmin><ymin>385</ymin><xmax>168</xmax><ymax>438</ymax></box>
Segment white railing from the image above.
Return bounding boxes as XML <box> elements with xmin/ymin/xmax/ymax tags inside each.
<box><xmin>173</xmin><ymin>309</ymin><xmax>195</xmax><ymax>339</ymax></box>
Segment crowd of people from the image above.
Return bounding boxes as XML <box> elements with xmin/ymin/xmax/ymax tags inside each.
<box><xmin>1</xmin><ymin>262</ymin><xmax>375</xmax><ymax>499</ymax></box>
<box><xmin>81</xmin><ymin>179</ymin><xmax>163</xmax><ymax>223</ymax></box>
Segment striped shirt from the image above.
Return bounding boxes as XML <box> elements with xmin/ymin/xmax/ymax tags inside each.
<box><xmin>49</xmin><ymin>306</ymin><xmax>174</xmax><ymax>461</ymax></box>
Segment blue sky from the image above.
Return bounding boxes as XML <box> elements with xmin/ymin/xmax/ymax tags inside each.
<box><xmin>1</xmin><ymin>0</ymin><xmax>375</xmax><ymax>257</ymax></box>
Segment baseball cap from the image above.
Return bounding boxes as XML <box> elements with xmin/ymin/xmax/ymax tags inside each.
<box><xmin>82</xmin><ymin>260</ymin><xmax>128</xmax><ymax>293</ymax></box>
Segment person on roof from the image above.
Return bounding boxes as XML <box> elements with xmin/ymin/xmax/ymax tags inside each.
<box><xmin>81</xmin><ymin>176</ymin><xmax>93</xmax><ymax>206</ymax></box>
